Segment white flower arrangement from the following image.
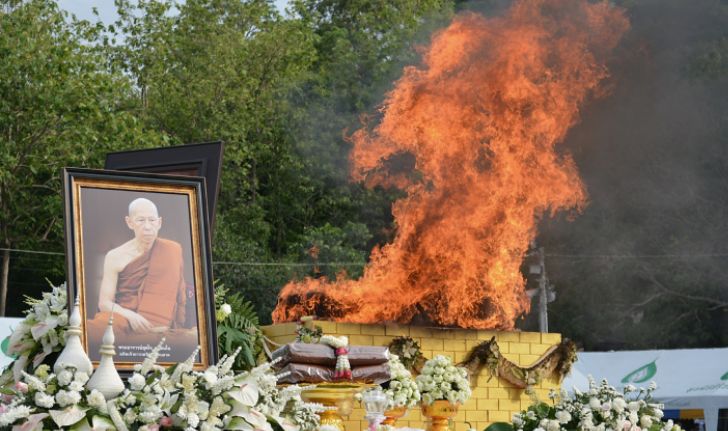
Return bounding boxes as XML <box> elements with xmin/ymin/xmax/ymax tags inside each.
<box><xmin>1</xmin><ymin>329</ymin><xmax>324</xmax><ymax>431</ymax></box>
<box><xmin>383</xmin><ymin>354</ymin><xmax>420</xmax><ymax>409</ymax></box>
<box><xmin>415</xmin><ymin>355</ymin><xmax>471</xmax><ymax>406</ymax></box>
<box><xmin>0</xmin><ymin>284</ymin><xmax>320</xmax><ymax>430</ymax></box>
<box><xmin>504</xmin><ymin>378</ymin><xmax>681</xmax><ymax>431</ymax></box>
<box><xmin>1</xmin><ymin>283</ymin><xmax>68</xmax><ymax>383</ymax></box>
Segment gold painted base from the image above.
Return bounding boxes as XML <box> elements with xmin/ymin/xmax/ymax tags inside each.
<box><xmin>382</xmin><ymin>406</ymin><xmax>408</xmax><ymax>426</ymax></box>
<box><xmin>300</xmin><ymin>383</ymin><xmax>371</xmax><ymax>431</ymax></box>
<box><xmin>318</xmin><ymin>408</ymin><xmax>346</xmax><ymax>430</ymax></box>
<box><xmin>422</xmin><ymin>400</ymin><xmax>459</xmax><ymax>431</ymax></box>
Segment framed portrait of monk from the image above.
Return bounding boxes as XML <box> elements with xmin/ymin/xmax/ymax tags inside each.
<box><xmin>62</xmin><ymin>168</ymin><xmax>218</xmax><ymax>372</ymax></box>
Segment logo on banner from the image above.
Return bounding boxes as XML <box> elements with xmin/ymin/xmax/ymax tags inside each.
<box><xmin>721</xmin><ymin>371</ymin><xmax>728</xmax><ymax>381</ymax></box>
<box><xmin>621</xmin><ymin>360</ymin><xmax>657</xmax><ymax>383</ymax></box>
<box><xmin>1</xmin><ymin>335</ymin><xmax>14</xmax><ymax>359</ymax></box>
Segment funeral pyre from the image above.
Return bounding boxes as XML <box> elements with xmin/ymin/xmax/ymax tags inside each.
<box><xmin>273</xmin><ymin>0</ymin><xmax>629</xmax><ymax>330</ymax></box>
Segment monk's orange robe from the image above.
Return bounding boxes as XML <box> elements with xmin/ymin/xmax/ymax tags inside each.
<box><xmin>86</xmin><ymin>238</ymin><xmax>187</xmax><ymax>342</ymax></box>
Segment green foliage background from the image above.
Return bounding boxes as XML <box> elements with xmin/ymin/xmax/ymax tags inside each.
<box><xmin>1</xmin><ymin>0</ymin><xmax>727</xmax><ymax>351</ymax></box>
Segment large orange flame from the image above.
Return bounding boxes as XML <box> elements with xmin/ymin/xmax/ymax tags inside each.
<box><xmin>273</xmin><ymin>0</ymin><xmax>628</xmax><ymax>329</ymax></box>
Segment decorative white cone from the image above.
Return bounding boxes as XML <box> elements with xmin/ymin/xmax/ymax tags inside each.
<box><xmin>86</xmin><ymin>311</ymin><xmax>124</xmax><ymax>399</ymax></box>
<box><xmin>54</xmin><ymin>295</ymin><xmax>93</xmax><ymax>375</ymax></box>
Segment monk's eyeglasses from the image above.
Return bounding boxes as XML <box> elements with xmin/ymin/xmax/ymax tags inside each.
<box><xmin>132</xmin><ymin>217</ymin><xmax>160</xmax><ymax>226</ymax></box>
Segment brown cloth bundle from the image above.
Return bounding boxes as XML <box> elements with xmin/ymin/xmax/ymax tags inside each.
<box><xmin>276</xmin><ymin>362</ymin><xmax>391</xmax><ymax>385</ymax></box>
<box><xmin>272</xmin><ymin>342</ymin><xmax>389</xmax><ymax>368</ymax></box>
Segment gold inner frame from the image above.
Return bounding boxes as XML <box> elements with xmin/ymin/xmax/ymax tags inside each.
<box><xmin>71</xmin><ymin>176</ymin><xmax>210</xmax><ymax>370</ymax></box>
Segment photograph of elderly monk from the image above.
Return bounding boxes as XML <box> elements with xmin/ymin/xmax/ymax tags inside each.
<box><xmin>80</xmin><ymin>189</ymin><xmax>201</xmax><ymax>364</ymax></box>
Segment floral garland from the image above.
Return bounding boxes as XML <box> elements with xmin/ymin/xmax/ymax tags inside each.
<box><xmin>415</xmin><ymin>355</ymin><xmax>471</xmax><ymax>406</ymax></box>
<box><xmin>1</xmin><ymin>339</ymin><xmax>324</xmax><ymax>431</ymax></box>
<box><xmin>459</xmin><ymin>337</ymin><xmax>577</xmax><ymax>391</ymax></box>
<box><xmin>387</xmin><ymin>337</ymin><xmax>425</xmax><ymax>374</ymax></box>
<box><xmin>381</xmin><ymin>355</ymin><xmax>420</xmax><ymax>410</ymax></box>
<box><xmin>295</xmin><ymin>317</ymin><xmax>323</xmax><ymax>344</ymax></box>
<box><xmin>318</xmin><ymin>335</ymin><xmax>351</xmax><ymax>380</ymax></box>
<box><xmin>494</xmin><ymin>378</ymin><xmax>681</xmax><ymax>431</ymax></box>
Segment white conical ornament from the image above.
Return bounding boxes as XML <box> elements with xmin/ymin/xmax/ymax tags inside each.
<box><xmin>54</xmin><ymin>295</ymin><xmax>93</xmax><ymax>375</ymax></box>
<box><xmin>86</xmin><ymin>311</ymin><xmax>124</xmax><ymax>399</ymax></box>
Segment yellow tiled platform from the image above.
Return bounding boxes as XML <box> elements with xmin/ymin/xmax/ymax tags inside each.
<box><xmin>263</xmin><ymin>322</ymin><xmax>561</xmax><ymax>431</ymax></box>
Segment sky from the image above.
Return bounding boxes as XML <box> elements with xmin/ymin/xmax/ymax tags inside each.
<box><xmin>58</xmin><ymin>0</ymin><xmax>290</xmax><ymax>23</ymax></box>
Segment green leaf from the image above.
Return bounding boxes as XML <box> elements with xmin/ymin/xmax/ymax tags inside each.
<box><xmin>484</xmin><ymin>422</ymin><xmax>514</xmax><ymax>431</ymax></box>
<box><xmin>534</xmin><ymin>402</ymin><xmax>551</xmax><ymax>418</ymax></box>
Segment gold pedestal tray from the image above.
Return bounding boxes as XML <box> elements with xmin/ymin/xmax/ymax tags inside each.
<box><xmin>422</xmin><ymin>400</ymin><xmax>459</xmax><ymax>431</ymax></box>
<box><xmin>382</xmin><ymin>406</ymin><xmax>408</xmax><ymax>426</ymax></box>
<box><xmin>300</xmin><ymin>383</ymin><xmax>372</xmax><ymax>431</ymax></box>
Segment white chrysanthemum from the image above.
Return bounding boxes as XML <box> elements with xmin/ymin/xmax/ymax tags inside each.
<box><xmin>123</xmin><ymin>409</ymin><xmax>138</xmax><ymax>424</ymax></box>
<box><xmin>68</xmin><ymin>380</ymin><xmax>84</xmax><ymax>392</ymax></box>
<box><xmin>187</xmin><ymin>412</ymin><xmax>200</xmax><ymax>428</ymax></box>
<box><xmin>34</xmin><ymin>391</ymin><xmax>55</xmax><ymax>408</ymax></box>
<box><xmin>55</xmin><ymin>389</ymin><xmax>82</xmax><ymax>407</ymax></box>
<box><xmin>0</xmin><ymin>404</ymin><xmax>32</xmax><ymax>427</ymax></box>
<box><xmin>56</xmin><ymin>369</ymin><xmax>73</xmax><ymax>386</ymax></box>
<box><xmin>87</xmin><ymin>389</ymin><xmax>106</xmax><ymax>409</ymax></box>
<box><xmin>547</xmin><ymin>419</ymin><xmax>561</xmax><ymax>431</ymax></box>
<box><xmin>129</xmin><ymin>373</ymin><xmax>146</xmax><ymax>391</ymax></box>
<box><xmin>556</xmin><ymin>410</ymin><xmax>572</xmax><ymax>424</ymax></box>
<box><xmin>22</xmin><ymin>371</ymin><xmax>46</xmax><ymax>391</ymax></box>
<box><xmin>73</xmin><ymin>371</ymin><xmax>89</xmax><ymax>384</ymax></box>
<box><xmin>139</xmin><ymin>405</ymin><xmax>163</xmax><ymax>423</ymax></box>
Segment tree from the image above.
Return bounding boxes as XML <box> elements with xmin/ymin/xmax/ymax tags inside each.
<box><xmin>109</xmin><ymin>0</ymin><xmax>320</xmax><ymax>319</ymax></box>
<box><xmin>0</xmin><ymin>0</ymin><xmax>164</xmax><ymax>315</ymax></box>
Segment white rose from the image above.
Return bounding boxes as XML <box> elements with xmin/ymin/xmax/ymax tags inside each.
<box><xmin>590</xmin><ymin>398</ymin><xmax>601</xmax><ymax>409</ymax></box>
<box><xmin>628</xmin><ymin>402</ymin><xmax>640</xmax><ymax>412</ymax></box>
<box><xmin>640</xmin><ymin>416</ymin><xmax>653</xmax><ymax>428</ymax></box>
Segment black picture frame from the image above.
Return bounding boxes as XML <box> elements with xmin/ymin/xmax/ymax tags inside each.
<box><xmin>63</xmin><ymin>168</ymin><xmax>218</xmax><ymax>372</ymax></box>
<box><xmin>104</xmin><ymin>141</ymin><xmax>224</xmax><ymax>236</ymax></box>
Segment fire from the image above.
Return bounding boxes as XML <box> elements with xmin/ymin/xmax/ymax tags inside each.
<box><xmin>273</xmin><ymin>0</ymin><xmax>628</xmax><ymax>329</ymax></box>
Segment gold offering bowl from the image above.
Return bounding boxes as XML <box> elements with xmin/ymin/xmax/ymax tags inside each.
<box><xmin>300</xmin><ymin>383</ymin><xmax>372</xmax><ymax>431</ymax></box>
<box><xmin>382</xmin><ymin>406</ymin><xmax>408</xmax><ymax>426</ymax></box>
<box><xmin>421</xmin><ymin>400</ymin><xmax>459</xmax><ymax>431</ymax></box>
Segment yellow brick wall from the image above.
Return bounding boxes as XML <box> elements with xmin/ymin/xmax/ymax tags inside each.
<box><xmin>263</xmin><ymin>322</ymin><xmax>562</xmax><ymax>431</ymax></box>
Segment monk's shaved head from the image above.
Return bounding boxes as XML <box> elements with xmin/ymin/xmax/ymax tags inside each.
<box><xmin>128</xmin><ymin>198</ymin><xmax>159</xmax><ymax>218</ymax></box>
